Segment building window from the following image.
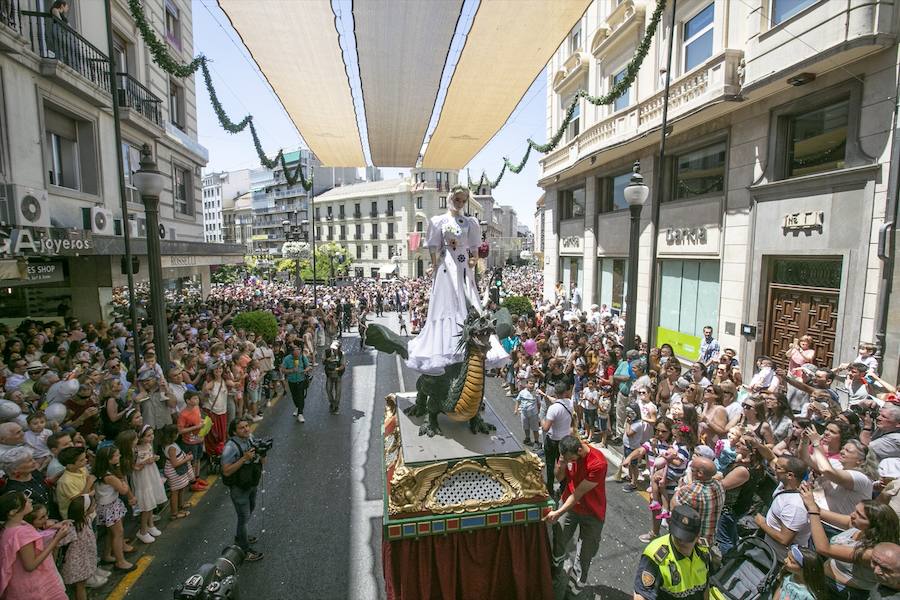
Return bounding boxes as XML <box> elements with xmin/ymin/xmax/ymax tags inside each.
<box><xmin>372</xmin><ymin>223</ymin><xmax>379</xmax><ymax>239</ymax></box>
<box><xmin>559</xmin><ymin>187</ymin><xmax>585</xmax><ymax>220</ymax></box>
<box><xmin>783</xmin><ymin>98</ymin><xmax>848</xmax><ymax>178</ymax></box>
<box><xmin>314</xmin><ymin>207</ymin><xmax>320</xmax><ymax>220</ymax></box>
<box><xmin>173</xmin><ymin>164</ymin><xmax>192</xmax><ymax>215</ymax></box>
<box><xmin>370</xmin><ymin>200</ymin><xmax>378</xmax><ymax>216</ymax></box>
<box><xmin>387</xmin><ymin>222</ymin><xmax>395</xmax><ymax>238</ymax></box>
<box><xmin>44</xmin><ymin>105</ymin><xmax>98</xmax><ymax>194</ymax></box>
<box><xmin>569</xmin><ymin>24</ymin><xmax>581</xmax><ymax>54</ymax></box>
<box><xmin>340</xmin><ymin>224</ymin><xmax>346</xmax><ymax>239</ymax></box>
<box><xmin>657</xmin><ymin>259</ymin><xmax>720</xmax><ymax>359</ymax></box>
<box><xmin>672</xmin><ymin>141</ymin><xmax>726</xmax><ymax>200</ymax></box>
<box><xmin>356</xmin><ymin>245</ymin><xmax>362</xmax><ymax>259</ymax></box>
<box><xmin>169</xmin><ymin>80</ymin><xmax>185</xmax><ymax>129</ymax></box>
<box><xmin>439</xmin><ymin>196</ymin><xmax>447</xmax><ymax>209</ymax></box>
<box><xmin>354</xmin><ymin>203</ymin><xmax>361</xmax><ymax>217</ymax></box>
<box><xmin>416</xmin><ymin>196</ymin><xmax>423</xmax><ymax>210</ymax></box>
<box><xmin>612</xmin><ymin>68</ymin><xmax>630</xmax><ymax>112</ymax></box>
<box><xmin>165</xmin><ymin>0</ymin><xmax>181</xmax><ymax>49</ymax></box>
<box><xmin>597</xmin><ymin>257</ymin><xmax>628</xmax><ymax>312</ymax></box>
<box><xmin>339</xmin><ymin>204</ymin><xmax>345</xmax><ymax>219</ymax></box>
<box><xmin>372</xmin><ymin>245</ymin><xmax>379</xmax><ymax>260</ymax></box>
<box><xmin>436</xmin><ymin>172</ymin><xmax>442</xmax><ymax>189</ymax></box>
<box><xmin>355</xmin><ymin>224</ymin><xmax>362</xmax><ymax>239</ymax></box>
<box><xmin>327</xmin><ymin>225</ymin><xmax>334</xmax><ymax>240</ymax></box>
<box><xmin>771</xmin><ymin>0</ymin><xmax>818</xmax><ymax>26</ymax></box>
<box><xmin>683</xmin><ymin>3</ymin><xmax>714</xmax><ymax>72</ymax></box>
<box><xmin>562</xmin><ymin>92</ymin><xmax>580</xmax><ymax>141</ymax></box>
<box><xmin>371</xmin><ymin>267</ymin><xmax>379</xmax><ymax>278</ymax></box>
<box><xmin>387</xmin><ymin>199</ymin><xmax>394</xmax><ymax>216</ymax></box>
<box><xmin>416</xmin><ymin>221</ymin><xmax>424</xmax><ymax>232</ymax></box>
<box><xmin>599</xmin><ymin>172</ymin><xmax>633</xmax><ymax>213</ymax></box>
<box><xmin>356</xmin><ymin>267</ymin><xmax>365</xmax><ymax>278</ymax></box>
<box><xmin>121</xmin><ymin>141</ymin><xmax>141</xmax><ymax>193</ymax></box>
<box><xmin>326</xmin><ymin>206</ymin><xmax>333</xmax><ymax>219</ymax></box>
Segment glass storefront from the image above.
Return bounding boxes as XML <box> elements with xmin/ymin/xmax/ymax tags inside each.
<box><xmin>657</xmin><ymin>259</ymin><xmax>720</xmax><ymax>359</ymax></box>
<box><xmin>597</xmin><ymin>257</ymin><xmax>627</xmax><ymax>313</ymax></box>
<box><xmin>558</xmin><ymin>256</ymin><xmax>583</xmax><ymax>298</ymax></box>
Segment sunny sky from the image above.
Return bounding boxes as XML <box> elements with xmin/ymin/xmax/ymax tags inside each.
<box><xmin>192</xmin><ymin>0</ymin><xmax>545</xmax><ymax>229</ymax></box>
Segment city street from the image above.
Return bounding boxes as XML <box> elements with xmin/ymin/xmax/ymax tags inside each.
<box><xmin>111</xmin><ymin>315</ymin><xmax>650</xmax><ymax>600</ymax></box>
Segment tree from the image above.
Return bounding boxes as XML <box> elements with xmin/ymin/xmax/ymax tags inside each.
<box><xmin>211</xmin><ymin>264</ymin><xmax>242</xmax><ymax>284</ymax></box>
<box><xmin>233</xmin><ymin>311</ymin><xmax>278</xmax><ymax>342</ymax></box>
<box><xmin>501</xmin><ymin>295</ymin><xmax>534</xmax><ymax>318</ymax></box>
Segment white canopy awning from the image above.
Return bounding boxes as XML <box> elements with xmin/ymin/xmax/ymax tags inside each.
<box><xmin>422</xmin><ymin>0</ymin><xmax>591</xmax><ymax>169</ymax></box>
<box><xmin>355</xmin><ymin>0</ymin><xmax>463</xmax><ymax>167</ymax></box>
<box><xmin>380</xmin><ymin>263</ymin><xmax>399</xmax><ymax>275</ymax></box>
<box><xmin>218</xmin><ymin>0</ymin><xmax>365</xmax><ymax>167</ymax></box>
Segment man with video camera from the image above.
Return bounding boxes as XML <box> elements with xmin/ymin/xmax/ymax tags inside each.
<box><xmin>221</xmin><ymin>417</ymin><xmax>269</xmax><ymax>562</ymax></box>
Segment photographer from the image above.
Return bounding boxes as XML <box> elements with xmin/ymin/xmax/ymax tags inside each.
<box><xmin>221</xmin><ymin>417</ymin><xmax>265</xmax><ymax>562</ymax></box>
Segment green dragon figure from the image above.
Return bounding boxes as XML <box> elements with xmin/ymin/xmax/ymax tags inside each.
<box><xmin>366</xmin><ymin>308</ymin><xmax>512</xmax><ymax>437</ymax></box>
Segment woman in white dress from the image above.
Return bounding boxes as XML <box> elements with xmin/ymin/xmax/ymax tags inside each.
<box><xmin>406</xmin><ymin>186</ymin><xmax>508</xmax><ymax>375</ymax></box>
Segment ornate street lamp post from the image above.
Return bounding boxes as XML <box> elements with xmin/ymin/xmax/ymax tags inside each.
<box><xmin>132</xmin><ymin>144</ymin><xmax>170</xmax><ymax>369</ymax></box>
<box><xmin>622</xmin><ymin>161</ymin><xmax>650</xmax><ymax>352</ymax></box>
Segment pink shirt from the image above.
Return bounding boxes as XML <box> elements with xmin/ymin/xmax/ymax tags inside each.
<box><xmin>0</xmin><ymin>524</ymin><xmax>67</xmax><ymax>600</ymax></box>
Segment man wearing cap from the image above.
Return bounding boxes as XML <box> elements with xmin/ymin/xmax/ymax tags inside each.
<box><xmin>544</xmin><ymin>435</ymin><xmax>608</xmax><ymax>596</ymax></box>
<box><xmin>134</xmin><ymin>369</ymin><xmax>177</xmax><ymax>435</ymax></box>
<box><xmin>322</xmin><ymin>340</ymin><xmax>345</xmax><ymax>415</ymax></box>
<box><xmin>634</xmin><ymin>505</ymin><xmax>711</xmax><ymax>600</ymax></box>
<box><xmin>19</xmin><ymin>361</ymin><xmax>46</xmax><ymax>397</ymax></box>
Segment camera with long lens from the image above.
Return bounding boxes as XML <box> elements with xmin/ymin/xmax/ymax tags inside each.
<box><xmin>174</xmin><ymin>545</ymin><xmax>244</xmax><ymax>599</ymax></box>
<box><xmin>249</xmin><ymin>437</ymin><xmax>274</xmax><ymax>458</ymax></box>
<box><xmin>849</xmin><ymin>402</ymin><xmax>880</xmax><ymax>421</ymax></box>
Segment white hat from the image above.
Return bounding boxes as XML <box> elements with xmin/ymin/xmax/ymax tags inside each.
<box><xmin>330</xmin><ymin>341</ymin><xmax>340</xmax><ymax>350</ymax></box>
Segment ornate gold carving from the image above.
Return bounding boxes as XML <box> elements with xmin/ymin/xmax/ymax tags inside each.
<box><xmin>486</xmin><ymin>453</ymin><xmax>549</xmax><ymax>500</ymax></box>
<box><xmin>388</xmin><ymin>458</ymin><xmax>448</xmax><ymax>515</ymax></box>
<box><xmin>424</xmin><ymin>459</ymin><xmax>514</xmax><ymax>514</ymax></box>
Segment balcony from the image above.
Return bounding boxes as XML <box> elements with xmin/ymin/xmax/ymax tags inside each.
<box><xmin>22</xmin><ymin>11</ymin><xmax>111</xmax><ymax>106</ymax></box>
<box><xmin>541</xmin><ymin>49</ymin><xmax>743</xmax><ymax>178</ymax></box>
<box><xmin>354</xmin><ymin>234</ymin><xmax>362</xmax><ymax>240</ymax></box>
<box><xmin>369</xmin><ymin>210</ymin><xmax>378</xmax><ymax>218</ymax></box>
<box><xmin>0</xmin><ymin>0</ymin><xmax>26</xmax><ymax>53</ymax></box>
<box><xmin>353</xmin><ymin>210</ymin><xmax>362</xmax><ymax>219</ymax></box>
<box><xmin>117</xmin><ymin>73</ymin><xmax>163</xmax><ymax>136</ymax></box>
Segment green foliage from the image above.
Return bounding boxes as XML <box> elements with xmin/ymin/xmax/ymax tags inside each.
<box><xmin>126</xmin><ymin>0</ymin><xmax>311</xmax><ymax>191</ymax></box>
<box><xmin>275</xmin><ymin>258</ymin><xmax>297</xmax><ymax>273</ymax></box>
<box><xmin>211</xmin><ymin>265</ymin><xmax>243</xmax><ymax>285</ymax></box>
<box><xmin>232</xmin><ymin>311</ymin><xmax>279</xmax><ymax>342</ymax></box>
<box><xmin>501</xmin><ymin>295</ymin><xmax>534</xmax><ymax>318</ymax></box>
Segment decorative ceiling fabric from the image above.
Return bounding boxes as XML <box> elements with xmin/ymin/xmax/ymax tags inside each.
<box><xmin>422</xmin><ymin>0</ymin><xmax>592</xmax><ymax>169</ymax></box>
<box><xmin>218</xmin><ymin>0</ymin><xmax>365</xmax><ymax>167</ymax></box>
<box><xmin>354</xmin><ymin>0</ymin><xmax>463</xmax><ymax>167</ymax></box>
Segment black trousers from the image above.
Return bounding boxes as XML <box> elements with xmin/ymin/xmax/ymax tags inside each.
<box><xmin>544</xmin><ymin>437</ymin><xmax>561</xmax><ymax>495</ymax></box>
<box><xmin>288</xmin><ymin>380</ymin><xmax>308</xmax><ymax>414</ymax></box>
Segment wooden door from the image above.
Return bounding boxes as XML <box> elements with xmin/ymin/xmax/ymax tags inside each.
<box><xmin>765</xmin><ymin>284</ymin><xmax>839</xmax><ymax>368</ymax></box>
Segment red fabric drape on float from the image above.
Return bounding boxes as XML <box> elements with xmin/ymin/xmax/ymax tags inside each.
<box><xmin>383</xmin><ymin>523</ymin><xmax>553</xmax><ymax>600</ymax></box>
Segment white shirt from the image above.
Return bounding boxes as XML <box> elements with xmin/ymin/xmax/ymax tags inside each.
<box><xmin>765</xmin><ymin>484</ymin><xmax>811</xmax><ymax>561</ymax></box>
<box><xmin>545</xmin><ymin>398</ymin><xmax>574</xmax><ymax>441</ymax></box>
<box><xmin>817</xmin><ymin>463</ymin><xmax>873</xmax><ymax>522</ymax></box>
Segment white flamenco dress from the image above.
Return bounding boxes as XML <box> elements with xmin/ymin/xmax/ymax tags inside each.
<box><xmin>406</xmin><ymin>213</ymin><xmax>509</xmax><ymax>375</ymax></box>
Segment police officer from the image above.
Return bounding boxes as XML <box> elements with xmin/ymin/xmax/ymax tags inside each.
<box><xmin>634</xmin><ymin>505</ymin><xmax>710</xmax><ymax>600</ymax></box>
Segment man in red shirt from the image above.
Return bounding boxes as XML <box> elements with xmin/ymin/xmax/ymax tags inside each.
<box><xmin>544</xmin><ymin>435</ymin><xmax>608</xmax><ymax>595</ymax></box>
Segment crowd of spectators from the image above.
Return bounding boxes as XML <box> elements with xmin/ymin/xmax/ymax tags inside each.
<box><xmin>0</xmin><ymin>263</ymin><xmax>899</xmax><ymax>599</ymax></box>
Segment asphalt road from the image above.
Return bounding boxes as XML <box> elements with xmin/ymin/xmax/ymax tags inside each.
<box><xmin>110</xmin><ymin>314</ymin><xmax>651</xmax><ymax>600</ymax></box>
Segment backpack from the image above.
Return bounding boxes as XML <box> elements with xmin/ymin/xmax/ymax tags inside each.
<box><xmin>221</xmin><ymin>438</ymin><xmax>262</xmax><ymax>490</ymax></box>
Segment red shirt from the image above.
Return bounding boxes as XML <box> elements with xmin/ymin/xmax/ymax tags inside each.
<box><xmin>178</xmin><ymin>406</ymin><xmax>202</xmax><ymax>445</ymax></box>
<box><xmin>562</xmin><ymin>445</ymin><xmax>608</xmax><ymax>521</ymax></box>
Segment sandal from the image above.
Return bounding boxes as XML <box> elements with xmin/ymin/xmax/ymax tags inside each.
<box><xmin>171</xmin><ymin>510</ymin><xmax>191</xmax><ymax>519</ymax></box>
<box><xmin>638</xmin><ymin>532</ymin><xmax>655</xmax><ymax>543</ymax></box>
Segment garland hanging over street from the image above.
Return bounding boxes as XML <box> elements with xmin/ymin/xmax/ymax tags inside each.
<box><xmin>467</xmin><ymin>0</ymin><xmax>667</xmax><ymax>192</ymax></box>
<box><xmin>126</xmin><ymin>0</ymin><xmax>312</xmax><ymax>191</ymax></box>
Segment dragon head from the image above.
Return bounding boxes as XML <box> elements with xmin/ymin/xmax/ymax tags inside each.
<box><xmin>456</xmin><ymin>307</ymin><xmax>495</xmax><ymax>354</ymax></box>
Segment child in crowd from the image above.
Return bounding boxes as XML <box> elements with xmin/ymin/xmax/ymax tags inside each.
<box><xmin>596</xmin><ymin>386</ymin><xmax>612</xmax><ymax>447</ymax></box>
<box><xmin>572</xmin><ymin>364</ymin><xmax>588</xmax><ymax>432</ymax></box>
<box><xmin>131</xmin><ymin>425</ymin><xmax>166</xmax><ymax>544</ymax></box>
<box><xmin>56</xmin><ymin>446</ymin><xmax>93</xmax><ymax>520</ymax></box>
<box><xmin>246</xmin><ymin>359</ymin><xmax>262</xmax><ymax>422</ymax></box>
<box><xmin>581</xmin><ymin>377</ymin><xmax>599</xmax><ymax>442</ymax></box>
<box><xmin>398</xmin><ymin>312</ymin><xmax>408</xmax><ymax>336</ymax></box>
<box><xmin>715</xmin><ymin>426</ymin><xmax>742</xmax><ymax>472</ymax></box>
<box><xmin>93</xmin><ymin>445</ymin><xmax>135</xmax><ymax>571</ymax></box>
<box><xmin>24</xmin><ymin>411</ymin><xmax>52</xmax><ymax>470</ymax></box>
<box><xmin>161</xmin><ymin>424</ymin><xmax>194</xmax><ymax>520</ymax></box>
<box><xmin>62</xmin><ymin>495</ymin><xmax>106</xmax><ymax>598</ymax></box>
<box><xmin>514</xmin><ymin>379</ymin><xmax>540</xmax><ymax>447</ymax></box>
<box><xmin>515</xmin><ymin>354</ymin><xmax>531</xmax><ymax>393</ymax></box>
<box><xmin>178</xmin><ymin>391</ymin><xmax>206</xmax><ymax>491</ymax></box>
<box><xmin>621</xmin><ymin>403</ymin><xmax>649</xmax><ymax>492</ymax></box>
<box><xmin>45</xmin><ymin>431</ymin><xmax>72</xmax><ymax>483</ymax></box>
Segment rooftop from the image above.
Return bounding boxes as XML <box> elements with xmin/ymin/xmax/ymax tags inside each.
<box><xmin>316</xmin><ymin>178</ymin><xmax>409</xmax><ymax>201</ymax></box>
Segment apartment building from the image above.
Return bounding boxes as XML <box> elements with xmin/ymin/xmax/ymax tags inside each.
<box><xmin>539</xmin><ymin>0</ymin><xmax>900</xmax><ymax>377</ymax></box>
<box><xmin>312</xmin><ymin>169</ymin><xmax>485</xmax><ymax>279</ymax></box>
<box><xmin>0</xmin><ymin>0</ymin><xmax>244</xmax><ymax>323</ymax></box>
<box><xmin>202</xmin><ymin>169</ymin><xmax>250</xmax><ymax>243</ymax></box>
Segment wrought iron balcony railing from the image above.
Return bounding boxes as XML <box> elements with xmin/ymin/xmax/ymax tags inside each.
<box><xmin>117</xmin><ymin>73</ymin><xmax>162</xmax><ymax>126</ymax></box>
<box><xmin>1</xmin><ymin>0</ymin><xmax>21</xmax><ymax>34</ymax></box>
<box><xmin>22</xmin><ymin>11</ymin><xmax>110</xmax><ymax>94</ymax></box>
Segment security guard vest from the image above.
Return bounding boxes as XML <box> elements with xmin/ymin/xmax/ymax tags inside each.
<box><xmin>642</xmin><ymin>534</ymin><xmax>709</xmax><ymax>599</ymax></box>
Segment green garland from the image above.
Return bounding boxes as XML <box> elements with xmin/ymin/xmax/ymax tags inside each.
<box><xmin>470</xmin><ymin>0</ymin><xmax>667</xmax><ymax>192</ymax></box>
<box><xmin>126</xmin><ymin>0</ymin><xmax>312</xmax><ymax>191</ymax></box>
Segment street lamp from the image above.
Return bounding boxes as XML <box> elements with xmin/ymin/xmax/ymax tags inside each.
<box><xmin>622</xmin><ymin>161</ymin><xmax>650</xmax><ymax>352</ymax></box>
<box><xmin>132</xmin><ymin>144</ymin><xmax>170</xmax><ymax>369</ymax></box>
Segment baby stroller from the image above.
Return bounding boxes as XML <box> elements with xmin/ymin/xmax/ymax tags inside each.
<box><xmin>710</xmin><ymin>537</ymin><xmax>780</xmax><ymax>600</ymax></box>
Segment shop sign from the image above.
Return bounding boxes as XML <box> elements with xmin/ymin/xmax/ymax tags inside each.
<box><xmin>665</xmin><ymin>227</ymin><xmax>707</xmax><ymax>245</ymax></box>
<box><xmin>656</xmin><ymin>327</ymin><xmax>701</xmax><ymax>361</ymax></box>
<box><xmin>560</xmin><ymin>235</ymin><xmax>582</xmax><ymax>253</ymax></box>
<box><xmin>160</xmin><ymin>254</ymin><xmax>244</xmax><ymax>268</ymax></box>
<box><xmin>26</xmin><ymin>260</ymin><xmax>64</xmax><ymax>283</ymax></box>
<box><xmin>0</xmin><ymin>227</ymin><xmax>94</xmax><ymax>258</ymax></box>
<box><xmin>782</xmin><ymin>211</ymin><xmax>824</xmax><ymax>233</ymax></box>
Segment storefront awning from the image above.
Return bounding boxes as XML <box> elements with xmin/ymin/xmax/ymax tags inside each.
<box><xmin>218</xmin><ymin>0</ymin><xmax>366</xmax><ymax>167</ymax></box>
<box><xmin>355</xmin><ymin>0</ymin><xmax>462</xmax><ymax>167</ymax></box>
<box><xmin>422</xmin><ymin>0</ymin><xmax>591</xmax><ymax>169</ymax></box>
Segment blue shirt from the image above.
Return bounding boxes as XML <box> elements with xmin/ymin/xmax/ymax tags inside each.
<box><xmin>516</xmin><ymin>389</ymin><xmax>537</xmax><ymax>414</ymax></box>
<box><xmin>699</xmin><ymin>337</ymin><xmax>720</xmax><ymax>364</ymax></box>
<box><xmin>615</xmin><ymin>361</ymin><xmax>633</xmax><ymax>396</ymax></box>
<box><xmin>222</xmin><ymin>435</ymin><xmax>252</xmax><ymax>467</ymax></box>
<box><xmin>281</xmin><ymin>354</ymin><xmax>308</xmax><ymax>383</ymax></box>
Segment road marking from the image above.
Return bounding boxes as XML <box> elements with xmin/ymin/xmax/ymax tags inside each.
<box><xmin>349</xmin><ymin>326</ymin><xmax>382</xmax><ymax>598</ymax></box>
<box><xmin>106</xmin><ymin>555</ymin><xmax>153</xmax><ymax>600</ymax></box>
<box><xmin>185</xmin><ymin>474</ymin><xmax>219</xmax><ymax>508</ymax></box>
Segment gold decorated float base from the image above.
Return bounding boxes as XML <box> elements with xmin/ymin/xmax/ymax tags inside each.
<box><xmin>383</xmin><ymin>392</ymin><xmax>552</xmax><ymax>541</ymax></box>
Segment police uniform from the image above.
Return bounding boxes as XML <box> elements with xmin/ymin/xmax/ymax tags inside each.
<box><xmin>634</xmin><ymin>506</ymin><xmax>710</xmax><ymax>600</ymax></box>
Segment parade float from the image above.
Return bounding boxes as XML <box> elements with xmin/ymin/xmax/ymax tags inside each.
<box><xmin>368</xmin><ymin>311</ymin><xmax>555</xmax><ymax>600</ymax></box>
